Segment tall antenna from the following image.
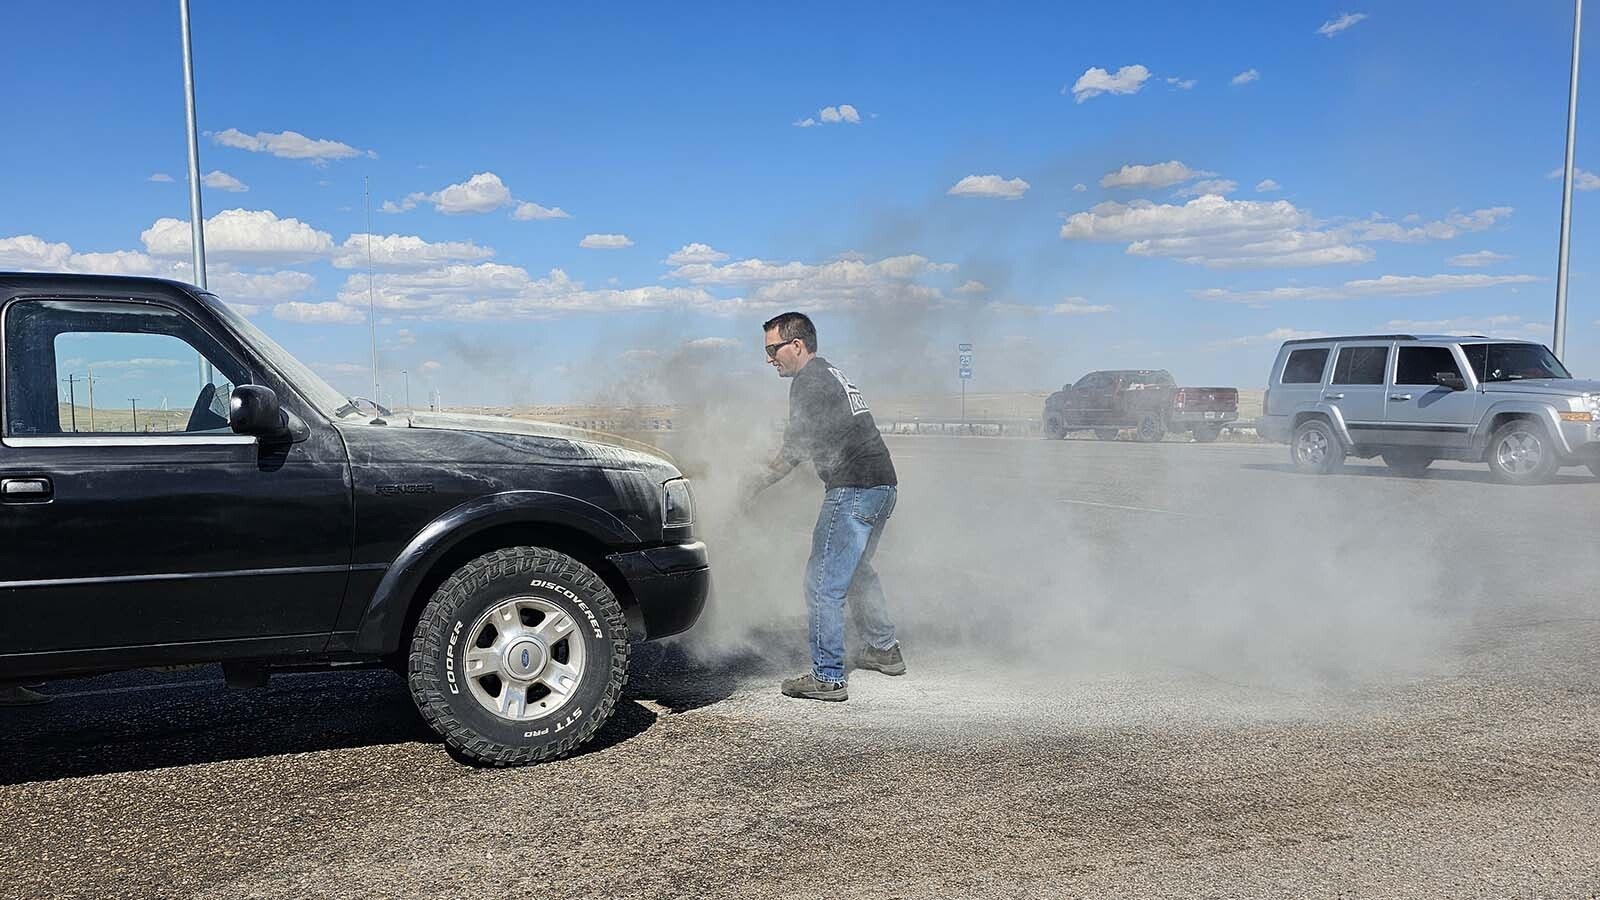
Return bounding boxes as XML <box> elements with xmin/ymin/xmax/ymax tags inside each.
<box><xmin>366</xmin><ymin>175</ymin><xmax>380</xmax><ymax>400</ymax></box>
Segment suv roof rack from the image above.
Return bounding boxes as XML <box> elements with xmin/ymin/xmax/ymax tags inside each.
<box><xmin>1280</xmin><ymin>333</ymin><xmax>1497</xmax><ymax>346</ymax></box>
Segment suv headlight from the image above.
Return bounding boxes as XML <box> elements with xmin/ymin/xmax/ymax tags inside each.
<box><xmin>662</xmin><ymin>478</ymin><xmax>695</xmax><ymax>529</ymax></box>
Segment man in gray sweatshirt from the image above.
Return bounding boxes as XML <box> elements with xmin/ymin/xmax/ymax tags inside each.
<box><xmin>743</xmin><ymin>312</ymin><xmax>906</xmax><ymax>701</ymax></box>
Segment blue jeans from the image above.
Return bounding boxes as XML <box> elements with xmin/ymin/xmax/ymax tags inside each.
<box><xmin>805</xmin><ymin>485</ymin><xmax>898</xmax><ymax>683</ymax></box>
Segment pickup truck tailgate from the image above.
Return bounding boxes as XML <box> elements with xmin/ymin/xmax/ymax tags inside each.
<box><xmin>1174</xmin><ymin>387</ymin><xmax>1238</xmax><ymax>411</ymax></box>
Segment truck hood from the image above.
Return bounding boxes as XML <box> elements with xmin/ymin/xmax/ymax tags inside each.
<box><xmin>403</xmin><ymin>411</ymin><xmax>678</xmax><ymax>469</ymax></box>
<box><xmin>1481</xmin><ymin>378</ymin><xmax>1600</xmax><ymax>398</ymax></box>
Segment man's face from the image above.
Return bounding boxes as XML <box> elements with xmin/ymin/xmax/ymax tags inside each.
<box><xmin>764</xmin><ymin>327</ymin><xmax>805</xmax><ymax>377</ymax></box>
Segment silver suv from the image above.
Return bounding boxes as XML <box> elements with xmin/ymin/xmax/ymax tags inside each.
<box><xmin>1258</xmin><ymin>334</ymin><xmax>1600</xmax><ymax>484</ymax></box>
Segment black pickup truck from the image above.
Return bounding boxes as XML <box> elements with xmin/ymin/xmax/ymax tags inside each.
<box><xmin>1043</xmin><ymin>369</ymin><xmax>1239</xmax><ymax>442</ymax></box>
<box><xmin>0</xmin><ymin>273</ymin><xmax>708</xmax><ymax>766</ymax></box>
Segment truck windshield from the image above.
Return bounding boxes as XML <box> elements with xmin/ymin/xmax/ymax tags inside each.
<box><xmin>1462</xmin><ymin>343</ymin><xmax>1572</xmax><ymax>382</ymax></box>
<box><xmin>200</xmin><ymin>293</ymin><xmax>366</xmax><ymax>418</ymax></box>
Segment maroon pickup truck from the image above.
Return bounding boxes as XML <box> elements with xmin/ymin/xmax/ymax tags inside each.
<box><xmin>1043</xmin><ymin>369</ymin><xmax>1239</xmax><ymax>442</ymax></box>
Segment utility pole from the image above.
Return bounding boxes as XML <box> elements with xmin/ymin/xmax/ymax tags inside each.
<box><xmin>402</xmin><ymin>369</ymin><xmax>410</xmax><ymax>413</ymax></box>
<box><xmin>1555</xmin><ymin>0</ymin><xmax>1584</xmax><ymax>360</ymax></box>
<box><xmin>129</xmin><ymin>398</ymin><xmax>140</xmax><ymax>432</ymax></box>
<box><xmin>85</xmin><ymin>367</ymin><xmax>97</xmax><ymax>432</ymax></box>
<box><xmin>62</xmin><ymin>374</ymin><xmax>78</xmax><ymax>433</ymax></box>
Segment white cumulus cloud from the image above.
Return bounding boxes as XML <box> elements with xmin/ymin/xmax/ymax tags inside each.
<box><xmin>1449</xmin><ymin>250</ymin><xmax>1513</xmax><ymax>267</ymax></box>
<box><xmin>1547</xmin><ymin>167</ymin><xmax>1600</xmax><ymax>190</ymax></box>
<box><xmin>665</xmin><ymin>243</ymin><xmax>730</xmax><ymax>265</ymax></box>
<box><xmin>955</xmin><ymin>280</ymin><xmax>988</xmax><ymax>294</ymax></box>
<box><xmin>579</xmin><ymin>233</ymin><xmax>634</xmax><ymax>249</ymax></box>
<box><xmin>1053</xmin><ymin>298</ymin><xmax>1114</xmax><ymax>315</ymax></box>
<box><xmin>1318</xmin><ymin>12</ymin><xmax>1369</xmax><ymax>37</ymax></box>
<box><xmin>1256</xmin><ymin>179</ymin><xmax>1281</xmax><ymax>192</ymax></box>
<box><xmin>211</xmin><ymin>128</ymin><xmax>373</xmax><ymax>162</ymax></box>
<box><xmin>147</xmin><ymin>173</ymin><xmax>174</xmax><ymax>183</ymax></box>
<box><xmin>1193</xmin><ymin>273</ymin><xmax>1542</xmax><ymax>304</ymax></box>
<box><xmin>273</xmin><ymin>301</ymin><xmax>368</xmax><ymax>325</ymax></box>
<box><xmin>141</xmin><ymin>209</ymin><xmax>334</xmax><ymax>264</ymax></box>
<box><xmin>1176</xmin><ymin>179</ymin><xmax>1239</xmax><ymax>198</ymax></box>
<box><xmin>1100</xmin><ymin>160</ymin><xmax>1210</xmax><ymax>190</ymax></box>
<box><xmin>1166</xmin><ymin>77</ymin><xmax>1197</xmax><ymax>90</ymax></box>
<box><xmin>512</xmin><ymin>201</ymin><xmax>571</xmax><ymax>220</ymax></box>
<box><xmin>947</xmin><ymin>174</ymin><xmax>1031</xmax><ymax>200</ymax></box>
<box><xmin>1232</xmin><ymin>69</ymin><xmax>1260</xmax><ymax>86</ymax></box>
<box><xmin>796</xmin><ymin>104</ymin><xmax>861</xmax><ymax>127</ymax></box>
<box><xmin>331</xmin><ymin>233</ymin><xmax>495</xmax><ymax>270</ymax></box>
<box><xmin>201</xmin><ymin>170</ymin><xmax>249</xmax><ymax>192</ymax></box>
<box><xmin>1069</xmin><ymin>64</ymin><xmax>1151</xmax><ymax>103</ymax></box>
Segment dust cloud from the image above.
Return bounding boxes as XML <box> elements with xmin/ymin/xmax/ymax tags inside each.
<box><xmin>574</xmin><ymin>307</ymin><xmax>1481</xmax><ymax>707</ymax></box>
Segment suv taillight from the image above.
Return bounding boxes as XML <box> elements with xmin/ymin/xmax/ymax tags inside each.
<box><xmin>1175</xmin><ymin>389</ymin><xmax>1187</xmax><ymax>407</ymax></box>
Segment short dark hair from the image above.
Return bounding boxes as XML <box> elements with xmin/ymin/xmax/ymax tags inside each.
<box><xmin>762</xmin><ymin>311</ymin><xmax>817</xmax><ymax>352</ymax></box>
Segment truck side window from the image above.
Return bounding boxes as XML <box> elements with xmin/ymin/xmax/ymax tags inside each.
<box><xmin>1395</xmin><ymin>346</ymin><xmax>1463</xmax><ymax>387</ymax></box>
<box><xmin>1281</xmin><ymin>348</ymin><xmax>1329</xmax><ymax>384</ymax></box>
<box><xmin>1332</xmin><ymin>346</ymin><xmax>1388</xmax><ymax>385</ymax></box>
<box><xmin>4</xmin><ymin>299</ymin><xmax>248</xmax><ymax>436</ymax></box>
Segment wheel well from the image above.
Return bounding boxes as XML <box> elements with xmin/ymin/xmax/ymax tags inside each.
<box><xmin>1291</xmin><ymin>411</ymin><xmax>1329</xmax><ymax>430</ymax></box>
<box><xmin>395</xmin><ymin>523</ymin><xmax>640</xmax><ymax>657</ymax></box>
<box><xmin>1481</xmin><ymin>412</ymin><xmax>1540</xmax><ymax>460</ymax></box>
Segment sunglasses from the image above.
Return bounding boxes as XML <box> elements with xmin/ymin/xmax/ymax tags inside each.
<box><xmin>765</xmin><ymin>338</ymin><xmax>795</xmax><ymax>358</ymax></box>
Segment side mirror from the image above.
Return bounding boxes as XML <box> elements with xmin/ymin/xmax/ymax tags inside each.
<box><xmin>229</xmin><ymin>385</ymin><xmax>290</xmax><ymax>439</ymax></box>
<box><xmin>1437</xmin><ymin>372</ymin><xmax>1467</xmax><ymax>391</ymax></box>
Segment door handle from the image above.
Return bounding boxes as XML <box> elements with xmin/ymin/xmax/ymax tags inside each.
<box><xmin>1323</xmin><ymin>393</ymin><xmax>1345</xmax><ymax>401</ymax></box>
<box><xmin>1</xmin><ymin>477</ymin><xmax>52</xmax><ymax>501</ymax></box>
<box><xmin>1390</xmin><ymin>394</ymin><xmax>1413</xmax><ymax>401</ymax></box>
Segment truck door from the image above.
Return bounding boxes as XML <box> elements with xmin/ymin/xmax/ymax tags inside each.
<box><xmin>0</xmin><ymin>297</ymin><xmax>353</xmax><ymax>664</ymax></box>
<box><xmin>1384</xmin><ymin>344</ymin><xmax>1478</xmax><ymax>450</ymax></box>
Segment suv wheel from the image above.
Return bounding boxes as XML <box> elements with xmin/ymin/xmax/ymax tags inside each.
<box><xmin>1381</xmin><ymin>450</ymin><xmax>1433</xmax><ymax>477</ymax></box>
<box><xmin>1191</xmin><ymin>425</ymin><xmax>1221</xmax><ymax>443</ymax></box>
<box><xmin>408</xmin><ymin>547</ymin><xmax>629</xmax><ymax>766</ymax></box>
<box><xmin>1291</xmin><ymin>418</ymin><xmax>1344</xmax><ymax>474</ymax></box>
<box><xmin>1487</xmin><ymin>419</ymin><xmax>1558</xmax><ymax>485</ymax></box>
<box><xmin>1044</xmin><ymin>417</ymin><xmax>1065</xmax><ymax>439</ymax></box>
<box><xmin>1094</xmin><ymin>428</ymin><xmax>1120</xmax><ymax>441</ymax></box>
<box><xmin>1135</xmin><ymin>415</ymin><xmax>1165</xmax><ymax>443</ymax></box>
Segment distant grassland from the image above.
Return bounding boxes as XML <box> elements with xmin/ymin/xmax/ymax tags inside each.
<box><xmin>55</xmin><ymin>403</ymin><xmax>189</xmax><ymax>433</ymax></box>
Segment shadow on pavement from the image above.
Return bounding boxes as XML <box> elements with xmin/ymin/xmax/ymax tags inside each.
<box><xmin>0</xmin><ymin>647</ymin><xmax>754</xmax><ymax>784</ymax></box>
<box><xmin>1240</xmin><ymin>462</ymin><xmax>1596</xmax><ymax>485</ymax></box>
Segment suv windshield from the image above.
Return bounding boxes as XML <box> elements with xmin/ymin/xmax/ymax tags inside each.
<box><xmin>200</xmin><ymin>293</ymin><xmax>365</xmax><ymax>419</ymax></box>
<box><xmin>1462</xmin><ymin>343</ymin><xmax>1571</xmax><ymax>383</ymax></box>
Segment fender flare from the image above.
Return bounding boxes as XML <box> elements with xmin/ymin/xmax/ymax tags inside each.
<box><xmin>1291</xmin><ymin>403</ymin><xmax>1354</xmax><ymax>448</ymax></box>
<box><xmin>1473</xmin><ymin>402</ymin><xmax>1575</xmax><ymax>457</ymax></box>
<box><xmin>351</xmin><ymin>491</ymin><xmax>640</xmax><ymax>654</ymax></box>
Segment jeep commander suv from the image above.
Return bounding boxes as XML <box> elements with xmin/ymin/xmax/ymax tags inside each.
<box><xmin>0</xmin><ymin>273</ymin><xmax>709</xmax><ymax>765</ymax></box>
<box><xmin>1259</xmin><ymin>333</ymin><xmax>1600</xmax><ymax>484</ymax></box>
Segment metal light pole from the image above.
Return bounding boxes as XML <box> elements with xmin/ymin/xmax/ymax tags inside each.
<box><xmin>1555</xmin><ymin>0</ymin><xmax>1584</xmax><ymax>360</ymax></box>
<box><xmin>180</xmin><ymin>0</ymin><xmax>207</xmax><ymax>291</ymax></box>
<box><xmin>402</xmin><ymin>369</ymin><xmax>410</xmax><ymax>413</ymax></box>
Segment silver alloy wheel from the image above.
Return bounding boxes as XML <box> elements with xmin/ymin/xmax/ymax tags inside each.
<box><xmin>1296</xmin><ymin>426</ymin><xmax>1329</xmax><ymax>466</ymax></box>
<box><xmin>461</xmin><ymin>596</ymin><xmax>587</xmax><ymax>721</ymax></box>
<box><xmin>1495</xmin><ymin>429</ymin><xmax>1544</xmax><ymax>476</ymax></box>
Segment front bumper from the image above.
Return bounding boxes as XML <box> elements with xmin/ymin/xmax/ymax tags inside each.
<box><xmin>607</xmin><ymin>541</ymin><xmax>709</xmax><ymax>642</ymax></box>
<box><xmin>1558</xmin><ymin>420</ymin><xmax>1600</xmax><ymax>461</ymax></box>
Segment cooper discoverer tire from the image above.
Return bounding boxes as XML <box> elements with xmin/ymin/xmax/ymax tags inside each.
<box><xmin>408</xmin><ymin>547</ymin><xmax>629</xmax><ymax>766</ymax></box>
<box><xmin>1044</xmin><ymin>417</ymin><xmax>1065</xmax><ymax>439</ymax></box>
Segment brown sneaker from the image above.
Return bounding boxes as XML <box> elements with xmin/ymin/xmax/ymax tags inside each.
<box><xmin>853</xmin><ymin>643</ymin><xmax>907</xmax><ymax>676</ymax></box>
<box><xmin>780</xmin><ymin>673</ymin><xmax>847</xmax><ymax>702</ymax></box>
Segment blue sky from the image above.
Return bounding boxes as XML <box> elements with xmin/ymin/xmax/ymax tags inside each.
<box><xmin>2</xmin><ymin>1</ymin><xmax>1596</xmax><ymax>405</ymax></box>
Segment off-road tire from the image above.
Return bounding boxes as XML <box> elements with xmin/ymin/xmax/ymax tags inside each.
<box><xmin>1191</xmin><ymin>425</ymin><xmax>1221</xmax><ymax>443</ymax></box>
<box><xmin>408</xmin><ymin>547</ymin><xmax>629</xmax><ymax>766</ymax></box>
<box><xmin>1381</xmin><ymin>450</ymin><xmax>1433</xmax><ymax>477</ymax></box>
<box><xmin>1094</xmin><ymin>428</ymin><xmax>1119</xmax><ymax>441</ymax></box>
<box><xmin>1486</xmin><ymin>418</ymin><xmax>1559</xmax><ymax>485</ymax></box>
<box><xmin>1290</xmin><ymin>418</ymin><xmax>1344</xmax><ymax>475</ymax></box>
<box><xmin>1044</xmin><ymin>417</ymin><xmax>1065</xmax><ymax>439</ymax></box>
<box><xmin>1135</xmin><ymin>414</ymin><xmax>1165</xmax><ymax>443</ymax></box>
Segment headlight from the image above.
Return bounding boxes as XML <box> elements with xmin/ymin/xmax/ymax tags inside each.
<box><xmin>1586</xmin><ymin>393</ymin><xmax>1600</xmax><ymax>412</ymax></box>
<box><xmin>662</xmin><ymin>478</ymin><xmax>694</xmax><ymax>528</ymax></box>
